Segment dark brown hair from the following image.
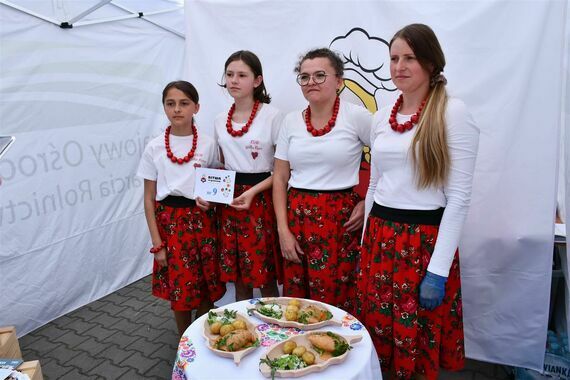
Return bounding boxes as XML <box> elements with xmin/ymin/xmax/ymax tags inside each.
<box><xmin>222</xmin><ymin>50</ymin><xmax>271</xmax><ymax>103</ymax></box>
<box><xmin>162</xmin><ymin>81</ymin><xmax>199</xmax><ymax>104</ymax></box>
<box><xmin>295</xmin><ymin>48</ymin><xmax>344</xmax><ymax>77</ymax></box>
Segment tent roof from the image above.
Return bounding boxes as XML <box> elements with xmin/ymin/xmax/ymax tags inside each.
<box><xmin>0</xmin><ymin>0</ymin><xmax>185</xmax><ymax>36</ymax></box>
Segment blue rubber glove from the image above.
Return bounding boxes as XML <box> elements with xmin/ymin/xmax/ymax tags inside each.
<box><xmin>419</xmin><ymin>271</ymin><xmax>447</xmax><ymax>310</ymax></box>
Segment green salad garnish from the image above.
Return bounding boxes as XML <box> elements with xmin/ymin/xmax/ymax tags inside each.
<box><xmin>207</xmin><ymin>309</ymin><xmax>237</xmax><ymax>325</ymax></box>
<box><xmin>260</xmin><ymin>354</ymin><xmax>307</xmax><ymax>380</ymax></box>
<box><xmin>257</xmin><ymin>300</ymin><xmax>283</xmax><ymax>319</ymax></box>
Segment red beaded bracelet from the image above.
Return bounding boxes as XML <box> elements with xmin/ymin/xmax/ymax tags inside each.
<box><xmin>150</xmin><ymin>242</ymin><xmax>166</xmax><ymax>254</ymax></box>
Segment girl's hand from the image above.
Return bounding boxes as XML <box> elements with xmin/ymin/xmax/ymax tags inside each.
<box><xmin>154</xmin><ymin>248</ymin><xmax>168</xmax><ymax>268</ymax></box>
<box><xmin>343</xmin><ymin>200</ymin><xmax>365</xmax><ymax>232</ymax></box>
<box><xmin>195</xmin><ymin>196</ymin><xmax>212</xmax><ymax>211</ymax></box>
<box><xmin>230</xmin><ymin>190</ymin><xmax>255</xmax><ymax>211</ymax></box>
<box><xmin>279</xmin><ymin>229</ymin><xmax>304</xmax><ymax>264</ymax></box>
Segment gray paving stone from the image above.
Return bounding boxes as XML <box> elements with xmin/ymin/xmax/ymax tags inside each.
<box><xmin>90</xmin><ymin>311</ymin><xmax>125</xmax><ymax>328</ymax></box>
<box><xmin>115</xmin><ymin>286</ymin><xmax>136</xmax><ymax>296</ymax></box>
<box><xmin>96</xmin><ymin>344</ymin><xmax>136</xmax><ymax>366</ymax></box>
<box><xmin>42</xmin><ymin>342</ymin><xmax>82</xmax><ymax>363</ymax></box>
<box><xmin>41</xmin><ymin>359</ymin><xmax>74</xmax><ymax>379</ymax></box>
<box><xmin>33</xmin><ymin>324</ymin><xmax>68</xmax><ymax>340</ymax></box>
<box><xmin>70</xmin><ymin>307</ymin><xmax>105</xmax><ymax>322</ymax></box>
<box><xmin>120</xmin><ymin>351</ymin><xmax>161</xmax><ymax>376</ymax></box>
<box><xmin>149</xmin><ymin>341</ymin><xmax>177</xmax><ymax>361</ymax></box>
<box><xmin>75</xmin><ymin>336</ymin><xmax>113</xmax><ymax>356</ymax></box>
<box><xmin>83</xmin><ymin>323</ymin><xmax>120</xmax><ymax>342</ymax></box>
<box><xmin>97</xmin><ymin>302</ymin><xmax>131</xmax><ymax>317</ymax></box>
<box><xmin>148</xmin><ymin>329</ymin><xmax>179</xmax><ymax>348</ymax></box>
<box><xmin>102</xmin><ymin>330</ymin><xmax>142</xmax><ymax>349</ymax></box>
<box><xmin>52</xmin><ymin>330</ymin><xmax>90</xmax><ymax>349</ymax></box>
<box><xmin>130</xmin><ymin>323</ymin><xmax>172</xmax><ymax>341</ymax></box>
<box><xmin>125</xmin><ymin>337</ymin><xmax>165</xmax><ymax>357</ymax></box>
<box><xmin>26</xmin><ymin>335</ymin><xmax>62</xmax><ymax>354</ymax></box>
<box><xmin>100</xmin><ymin>292</ymin><xmax>130</xmax><ymax>305</ymax></box>
<box><xmin>49</xmin><ymin>314</ymin><xmax>75</xmax><ymax>328</ymax></box>
<box><xmin>122</xmin><ymin>297</ymin><xmax>150</xmax><ymax>312</ymax></box>
<box><xmin>69</xmin><ymin>351</ymin><xmax>107</xmax><ymax>373</ymax></box>
<box><xmin>58</xmin><ymin>368</ymin><xmax>101</xmax><ymax>380</ymax></box>
<box><xmin>143</xmin><ymin>359</ymin><xmax>173</xmax><ymax>380</ymax></box>
<box><xmin>18</xmin><ymin>333</ymin><xmax>41</xmax><ymax>347</ymax></box>
<box><xmin>108</xmin><ymin>318</ymin><xmax>147</xmax><ymax>335</ymax></box>
<box><xmin>65</xmin><ymin>318</ymin><xmax>100</xmax><ymax>335</ymax></box>
<box><xmin>440</xmin><ymin>369</ymin><xmax>474</xmax><ymax>379</ymax></box>
<box><xmin>88</xmin><ymin>358</ymin><xmax>130</xmax><ymax>378</ymax></box>
<box><xmin>118</xmin><ymin>368</ymin><xmax>151</xmax><ymax>380</ymax></box>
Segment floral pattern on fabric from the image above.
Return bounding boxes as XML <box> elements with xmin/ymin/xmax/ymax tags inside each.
<box><xmin>256</xmin><ymin>323</ymin><xmax>305</xmax><ymax>346</ymax></box>
<box><xmin>356</xmin><ymin>215</ymin><xmax>465</xmax><ymax>380</ymax></box>
<box><xmin>172</xmin><ymin>335</ymin><xmax>196</xmax><ymax>380</ymax></box>
<box><xmin>282</xmin><ymin>189</ymin><xmax>361</xmax><ymax>311</ymax></box>
<box><xmin>219</xmin><ymin>185</ymin><xmax>281</xmax><ymax>288</ymax></box>
<box><xmin>153</xmin><ymin>202</ymin><xmax>225</xmax><ymax>311</ymax></box>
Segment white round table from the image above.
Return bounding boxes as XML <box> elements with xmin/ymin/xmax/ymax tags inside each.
<box><xmin>172</xmin><ymin>299</ymin><xmax>382</xmax><ymax>380</ymax></box>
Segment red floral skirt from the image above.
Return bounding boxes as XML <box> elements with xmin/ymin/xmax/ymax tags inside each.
<box><xmin>283</xmin><ymin>188</ymin><xmax>361</xmax><ymax>311</ymax></box>
<box><xmin>218</xmin><ymin>184</ymin><xmax>281</xmax><ymax>288</ymax></box>
<box><xmin>153</xmin><ymin>201</ymin><xmax>225</xmax><ymax>311</ymax></box>
<box><xmin>356</xmin><ymin>213</ymin><xmax>465</xmax><ymax>380</ymax></box>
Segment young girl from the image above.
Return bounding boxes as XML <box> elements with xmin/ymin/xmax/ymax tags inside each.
<box><xmin>137</xmin><ymin>81</ymin><xmax>225</xmax><ymax>336</ymax></box>
<box><xmin>214</xmin><ymin>50</ymin><xmax>282</xmax><ymax>300</ymax></box>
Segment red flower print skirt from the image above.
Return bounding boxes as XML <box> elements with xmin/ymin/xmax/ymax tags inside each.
<box><xmin>283</xmin><ymin>188</ymin><xmax>361</xmax><ymax>311</ymax></box>
<box><xmin>356</xmin><ymin>204</ymin><xmax>464</xmax><ymax>380</ymax></box>
<box><xmin>153</xmin><ymin>199</ymin><xmax>225</xmax><ymax>311</ymax></box>
<box><xmin>218</xmin><ymin>184</ymin><xmax>281</xmax><ymax>288</ymax></box>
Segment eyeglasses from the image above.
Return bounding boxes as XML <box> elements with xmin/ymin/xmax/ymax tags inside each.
<box><xmin>296</xmin><ymin>71</ymin><xmax>331</xmax><ymax>86</ymax></box>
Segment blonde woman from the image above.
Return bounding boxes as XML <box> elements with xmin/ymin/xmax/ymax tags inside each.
<box><xmin>356</xmin><ymin>24</ymin><xmax>479</xmax><ymax>380</ymax></box>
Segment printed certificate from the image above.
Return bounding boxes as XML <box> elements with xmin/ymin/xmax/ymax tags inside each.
<box><xmin>194</xmin><ymin>168</ymin><xmax>236</xmax><ymax>204</ymax></box>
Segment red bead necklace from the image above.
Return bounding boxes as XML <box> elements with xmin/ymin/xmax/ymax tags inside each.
<box><xmin>389</xmin><ymin>94</ymin><xmax>426</xmax><ymax>133</ymax></box>
<box><xmin>304</xmin><ymin>96</ymin><xmax>340</xmax><ymax>137</ymax></box>
<box><xmin>164</xmin><ymin>123</ymin><xmax>198</xmax><ymax>165</ymax></box>
<box><xmin>226</xmin><ymin>100</ymin><xmax>260</xmax><ymax>137</ymax></box>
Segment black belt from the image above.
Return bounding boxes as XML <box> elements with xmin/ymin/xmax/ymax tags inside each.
<box><xmin>235</xmin><ymin>172</ymin><xmax>271</xmax><ymax>186</ymax></box>
<box><xmin>291</xmin><ymin>187</ymin><xmax>354</xmax><ymax>194</ymax></box>
<box><xmin>160</xmin><ymin>196</ymin><xmax>196</xmax><ymax>208</ymax></box>
<box><xmin>370</xmin><ymin>202</ymin><xmax>444</xmax><ymax>225</ymax></box>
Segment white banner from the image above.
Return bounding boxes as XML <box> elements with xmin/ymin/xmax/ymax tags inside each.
<box><xmin>185</xmin><ymin>0</ymin><xmax>568</xmax><ymax>370</ymax></box>
<box><xmin>0</xmin><ymin>5</ymin><xmax>186</xmax><ymax>335</ymax></box>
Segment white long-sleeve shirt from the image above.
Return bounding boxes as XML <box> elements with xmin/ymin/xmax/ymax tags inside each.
<box><xmin>365</xmin><ymin>97</ymin><xmax>479</xmax><ymax>276</ymax></box>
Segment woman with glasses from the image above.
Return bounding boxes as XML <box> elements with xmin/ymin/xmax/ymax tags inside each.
<box><xmin>273</xmin><ymin>48</ymin><xmax>372</xmax><ymax>310</ymax></box>
<box><xmin>356</xmin><ymin>24</ymin><xmax>479</xmax><ymax>379</ymax></box>
<box><xmin>214</xmin><ymin>50</ymin><xmax>282</xmax><ymax>301</ymax></box>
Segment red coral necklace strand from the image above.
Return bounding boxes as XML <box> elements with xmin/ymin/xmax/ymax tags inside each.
<box><xmin>389</xmin><ymin>94</ymin><xmax>426</xmax><ymax>133</ymax></box>
<box><xmin>304</xmin><ymin>96</ymin><xmax>340</xmax><ymax>137</ymax></box>
<box><xmin>164</xmin><ymin>123</ymin><xmax>198</xmax><ymax>165</ymax></box>
<box><xmin>226</xmin><ymin>100</ymin><xmax>260</xmax><ymax>137</ymax></box>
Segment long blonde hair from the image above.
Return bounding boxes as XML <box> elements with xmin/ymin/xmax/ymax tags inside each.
<box><xmin>391</xmin><ymin>24</ymin><xmax>449</xmax><ymax>188</ymax></box>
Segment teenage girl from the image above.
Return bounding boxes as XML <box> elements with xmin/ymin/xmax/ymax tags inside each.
<box><xmin>214</xmin><ymin>51</ymin><xmax>282</xmax><ymax>300</ymax></box>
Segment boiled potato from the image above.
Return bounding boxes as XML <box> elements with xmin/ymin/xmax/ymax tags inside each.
<box><xmin>302</xmin><ymin>351</ymin><xmax>315</xmax><ymax>365</ymax></box>
<box><xmin>288</xmin><ymin>299</ymin><xmax>301</xmax><ymax>307</ymax></box>
<box><xmin>286</xmin><ymin>305</ymin><xmax>299</xmax><ymax>313</ymax></box>
<box><xmin>232</xmin><ymin>320</ymin><xmax>247</xmax><ymax>330</ymax></box>
<box><xmin>292</xmin><ymin>346</ymin><xmax>306</xmax><ymax>357</ymax></box>
<box><xmin>210</xmin><ymin>322</ymin><xmax>222</xmax><ymax>334</ymax></box>
<box><xmin>285</xmin><ymin>309</ymin><xmax>298</xmax><ymax>321</ymax></box>
<box><xmin>219</xmin><ymin>324</ymin><xmax>235</xmax><ymax>337</ymax></box>
<box><xmin>283</xmin><ymin>341</ymin><xmax>297</xmax><ymax>354</ymax></box>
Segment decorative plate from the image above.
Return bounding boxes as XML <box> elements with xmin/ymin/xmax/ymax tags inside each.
<box><xmin>202</xmin><ymin>308</ymin><xmax>261</xmax><ymax>365</ymax></box>
<box><xmin>258</xmin><ymin>330</ymin><xmax>362</xmax><ymax>378</ymax></box>
<box><xmin>248</xmin><ymin>297</ymin><xmax>342</xmax><ymax>330</ymax></box>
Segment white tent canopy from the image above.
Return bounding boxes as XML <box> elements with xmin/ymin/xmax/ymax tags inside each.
<box><xmin>0</xmin><ymin>0</ymin><xmax>185</xmax><ymax>336</ymax></box>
